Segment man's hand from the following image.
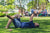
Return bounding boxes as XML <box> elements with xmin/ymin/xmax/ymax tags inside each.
<box><xmin>30</xmin><ymin>14</ymin><xmax>34</xmax><ymax>21</ymax></box>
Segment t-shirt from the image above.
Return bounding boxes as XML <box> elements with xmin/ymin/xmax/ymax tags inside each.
<box><xmin>20</xmin><ymin>21</ymin><xmax>35</xmax><ymax>28</ymax></box>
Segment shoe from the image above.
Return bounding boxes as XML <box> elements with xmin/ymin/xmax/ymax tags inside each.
<box><xmin>7</xmin><ymin>15</ymin><xmax>13</xmax><ymax>20</ymax></box>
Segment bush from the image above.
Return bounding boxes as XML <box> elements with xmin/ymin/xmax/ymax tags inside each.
<box><xmin>8</xmin><ymin>13</ymin><xmax>16</xmax><ymax>16</ymax></box>
<box><xmin>0</xmin><ymin>12</ymin><xmax>6</xmax><ymax>17</ymax></box>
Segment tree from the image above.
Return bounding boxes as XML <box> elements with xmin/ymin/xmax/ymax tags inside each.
<box><xmin>19</xmin><ymin>0</ymin><xmax>27</xmax><ymax>10</ymax></box>
<box><xmin>27</xmin><ymin>0</ymin><xmax>49</xmax><ymax>11</ymax></box>
<box><xmin>6</xmin><ymin>0</ymin><xmax>14</xmax><ymax>5</ymax></box>
<box><xmin>0</xmin><ymin>0</ymin><xmax>15</xmax><ymax>12</ymax></box>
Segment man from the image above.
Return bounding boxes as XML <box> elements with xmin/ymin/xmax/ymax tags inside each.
<box><xmin>5</xmin><ymin>13</ymin><xmax>39</xmax><ymax>28</ymax></box>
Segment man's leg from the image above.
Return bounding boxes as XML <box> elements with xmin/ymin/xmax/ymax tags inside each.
<box><xmin>7</xmin><ymin>15</ymin><xmax>14</xmax><ymax>20</ymax></box>
<box><xmin>5</xmin><ymin>15</ymin><xmax>16</xmax><ymax>29</ymax></box>
<box><xmin>5</xmin><ymin>19</ymin><xmax>12</xmax><ymax>29</ymax></box>
<box><xmin>5</xmin><ymin>15</ymin><xmax>21</xmax><ymax>29</ymax></box>
<box><xmin>13</xmin><ymin>15</ymin><xmax>21</xmax><ymax>28</ymax></box>
<box><xmin>7</xmin><ymin>14</ymin><xmax>21</xmax><ymax>20</ymax></box>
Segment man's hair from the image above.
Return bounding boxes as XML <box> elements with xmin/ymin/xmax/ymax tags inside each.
<box><xmin>37</xmin><ymin>25</ymin><xmax>39</xmax><ymax>28</ymax></box>
<box><xmin>35</xmin><ymin>25</ymin><xmax>39</xmax><ymax>28</ymax></box>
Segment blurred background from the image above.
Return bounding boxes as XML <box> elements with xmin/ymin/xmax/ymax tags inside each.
<box><xmin>0</xmin><ymin>0</ymin><xmax>50</xmax><ymax>33</ymax></box>
<box><xmin>0</xmin><ymin>0</ymin><xmax>50</xmax><ymax>17</ymax></box>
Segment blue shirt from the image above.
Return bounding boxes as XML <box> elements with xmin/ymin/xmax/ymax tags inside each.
<box><xmin>21</xmin><ymin>21</ymin><xmax>35</xmax><ymax>28</ymax></box>
<box><xmin>13</xmin><ymin>18</ymin><xmax>35</xmax><ymax>28</ymax></box>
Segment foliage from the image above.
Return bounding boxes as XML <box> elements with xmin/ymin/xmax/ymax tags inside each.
<box><xmin>0</xmin><ymin>12</ymin><xmax>6</xmax><ymax>17</ymax></box>
<box><xmin>27</xmin><ymin>0</ymin><xmax>49</xmax><ymax>11</ymax></box>
<box><xmin>8</xmin><ymin>13</ymin><xmax>16</xmax><ymax>16</ymax></box>
<box><xmin>0</xmin><ymin>0</ymin><xmax>26</xmax><ymax>12</ymax></box>
<box><xmin>6</xmin><ymin>0</ymin><xmax>15</xmax><ymax>5</ymax></box>
<box><xmin>0</xmin><ymin>5</ymin><xmax>15</xmax><ymax>12</ymax></box>
<box><xmin>0</xmin><ymin>0</ymin><xmax>15</xmax><ymax>12</ymax></box>
<box><xmin>7</xmin><ymin>12</ymin><xmax>21</xmax><ymax>16</ymax></box>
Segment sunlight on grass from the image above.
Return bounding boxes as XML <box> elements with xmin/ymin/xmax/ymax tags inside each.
<box><xmin>0</xmin><ymin>23</ymin><xmax>2</xmax><ymax>25</ymax></box>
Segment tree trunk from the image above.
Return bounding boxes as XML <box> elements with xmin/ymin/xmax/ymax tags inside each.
<box><xmin>19</xmin><ymin>0</ymin><xmax>22</xmax><ymax>14</ymax></box>
<box><xmin>35</xmin><ymin>0</ymin><xmax>37</xmax><ymax>8</ymax></box>
<box><xmin>19</xmin><ymin>0</ymin><xmax>22</xmax><ymax>9</ymax></box>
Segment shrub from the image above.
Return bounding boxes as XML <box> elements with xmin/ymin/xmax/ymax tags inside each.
<box><xmin>8</xmin><ymin>13</ymin><xmax>16</xmax><ymax>16</ymax></box>
<box><xmin>0</xmin><ymin>12</ymin><xmax>6</xmax><ymax>17</ymax></box>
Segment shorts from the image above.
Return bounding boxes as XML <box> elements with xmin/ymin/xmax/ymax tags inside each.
<box><xmin>29</xmin><ymin>21</ymin><xmax>35</xmax><ymax>28</ymax></box>
<box><xmin>13</xmin><ymin>18</ymin><xmax>21</xmax><ymax>28</ymax></box>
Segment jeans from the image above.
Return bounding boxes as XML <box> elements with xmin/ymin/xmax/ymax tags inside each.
<box><xmin>13</xmin><ymin>18</ymin><xmax>21</xmax><ymax>28</ymax></box>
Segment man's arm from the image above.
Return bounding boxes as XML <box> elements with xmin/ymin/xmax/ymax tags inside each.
<box><xmin>30</xmin><ymin>14</ymin><xmax>34</xmax><ymax>21</ymax></box>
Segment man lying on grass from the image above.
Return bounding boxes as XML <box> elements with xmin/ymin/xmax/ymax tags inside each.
<box><xmin>5</xmin><ymin>14</ymin><xmax>39</xmax><ymax>29</ymax></box>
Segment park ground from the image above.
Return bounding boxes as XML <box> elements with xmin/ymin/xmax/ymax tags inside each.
<box><xmin>0</xmin><ymin>17</ymin><xmax>50</xmax><ymax>33</ymax></box>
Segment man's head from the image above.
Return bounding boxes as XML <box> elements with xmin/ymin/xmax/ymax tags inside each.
<box><xmin>34</xmin><ymin>23</ymin><xmax>39</xmax><ymax>28</ymax></box>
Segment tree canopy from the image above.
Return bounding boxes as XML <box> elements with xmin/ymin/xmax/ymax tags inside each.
<box><xmin>0</xmin><ymin>0</ymin><xmax>15</xmax><ymax>12</ymax></box>
<box><xmin>27</xmin><ymin>0</ymin><xmax>49</xmax><ymax>11</ymax></box>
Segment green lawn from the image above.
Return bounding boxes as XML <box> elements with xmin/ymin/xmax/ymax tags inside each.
<box><xmin>0</xmin><ymin>17</ymin><xmax>50</xmax><ymax>33</ymax></box>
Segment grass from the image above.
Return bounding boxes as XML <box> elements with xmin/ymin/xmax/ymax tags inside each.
<box><xmin>0</xmin><ymin>17</ymin><xmax>50</xmax><ymax>33</ymax></box>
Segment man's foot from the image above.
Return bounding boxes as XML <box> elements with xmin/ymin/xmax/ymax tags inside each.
<box><xmin>7</xmin><ymin>15</ymin><xmax>14</xmax><ymax>20</ymax></box>
<box><xmin>5</xmin><ymin>26</ymin><xmax>8</xmax><ymax>29</ymax></box>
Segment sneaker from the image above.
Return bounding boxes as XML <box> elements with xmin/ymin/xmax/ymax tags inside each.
<box><xmin>7</xmin><ymin>15</ymin><xmax>13</xmax><ymax>20</ymax></box>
